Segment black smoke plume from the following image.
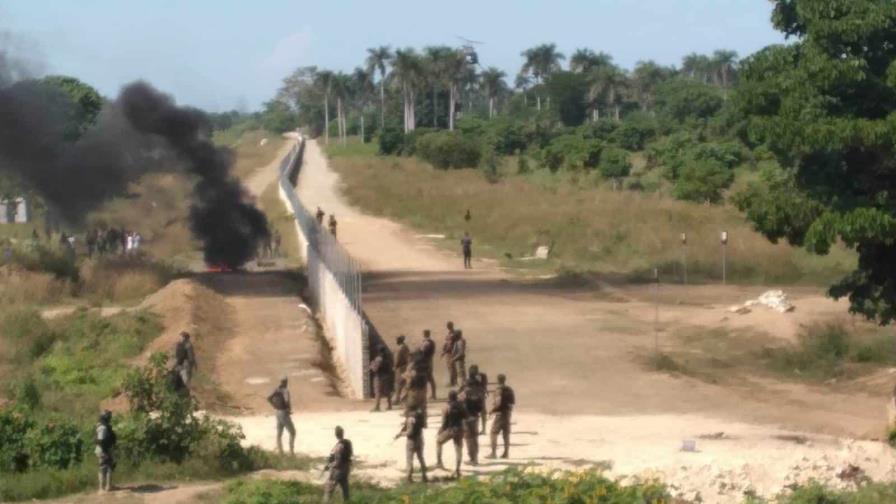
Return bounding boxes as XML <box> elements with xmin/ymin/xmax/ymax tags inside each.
<box><xmin>118</xmin><ymin>82</ymin><xmax>269</xmax><ymax>268</ymax></box>
<box><xmin>0</xmin><ymin>45</ymin><xmax>268</xmax><ymax>268</ymax></box>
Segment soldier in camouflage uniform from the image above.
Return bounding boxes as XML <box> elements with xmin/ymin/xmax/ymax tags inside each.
<box><xmin>488</xmin><ymin>374</ymin><xmax>516</xmax><ymax>459</ymax></box>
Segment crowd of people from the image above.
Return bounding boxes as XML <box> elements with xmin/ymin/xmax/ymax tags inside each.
<box><xmin>82</xmin><ymin>227</ymin><xmax>143</xmax><ymax>258</ymax></box>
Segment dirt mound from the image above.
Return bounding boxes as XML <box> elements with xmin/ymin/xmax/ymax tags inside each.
<box><xmin>136</xmin><ymin>277</ymin><xmax>235</xmax><ymax>408</ymax></box>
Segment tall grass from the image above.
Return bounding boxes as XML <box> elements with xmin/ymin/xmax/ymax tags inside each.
<box><xmin>327</xmin><ymin>150</ymin><xmax>854</xmax><ymax>284</ymax></box>
<box><xmin>213</xmin><ymin>129</ymin><xmax>287</xmax><ymax>179</ymax></box>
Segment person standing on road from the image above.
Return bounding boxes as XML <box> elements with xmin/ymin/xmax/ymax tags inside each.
<box><xmin>435</xmin><ymin>390</ymin><xmax>467</xmax><ymax>479</ymax></box>
<box><xmin>174</xmin><ymin>331</ymin><xmax>197</xmax><ymax>387</ymax></box>
<box><xmin>316</xmin><ymin>207</ymin><xmax>325</xmax><ymax>225</ymax></box>
<box><xmin>419</xmin><ymin>329</ymin><xmax>437</xmax><ymax>400</ymax></box>
<box><xmin>488</xmin><ymin>374</ymin><xmax>515</xmax><ymax>459</ymax></box>
<box><xmin>322</xmin><ymin>426</ymin><xmax>353</xmax><ymax>502</ymax></box>
<box><xmin>459</xmin><ymin>369</ymin><xmax>485</xmax><ymax>465</ymax></box>
<box><xmin>404</xmin><ymin>351</ymin><xmax>429</xmax><ymax>425</ymax></box>
<box><xmin>451</xmin><ymin>330</ymin><xmax>467</xmax><ymax>387</ymax></box>
<box><xmin>95</xmin><ymin>410</ymin><xmax>117</xmax><ymax>493</ymax></box>
<box><xmin>392</xmin><ymin>335</ymin><xmax>410</xmax><ymax>404</ymax></box>
<box><xmin>461</xmin><ymin>232</ymin><xmax>473</xmax><ymax>269</ymax></box>
<box><xmin>267</xmin><ymin>377</ymin><xmax>296</xmax><ymax>455</ymax></box>
<box><xmin>442</xmin><ymin>321</ymin><xmax>458</xmax><ymax>386</ymax></box>
<box><xmin>468</xmin><ymin>364</ymin><xmax>489</xmax><ymax>434</ymax></box>
<box><xmin>369</xmin><ymin>345</ymin><xmax>394</xmax><ymax>412</ymax></box>
<box><xmin>395</xmin><ymin>407</ymin><xmax>428</xmax><ymax>483</ymax></box>
<box><xmin>328</xmin><ymin>214</ymin><xmax>338</xmax><ymax>238</ymax></box>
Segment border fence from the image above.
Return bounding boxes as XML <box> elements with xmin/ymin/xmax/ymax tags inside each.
<box><xmin>277</xmin><ymin>137</ymin><xmax>370</xmax><ymax>398</ymax></box>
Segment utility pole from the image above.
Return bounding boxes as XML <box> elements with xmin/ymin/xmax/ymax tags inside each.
<box><xmin>721</xmin><ymin>230</ymin><xmax>728</xmax><ymax>285</ymax></box>
<box><xmin>653</xmin><ymin>267</ymin><xmax>660</xmax><ymax>355</ymax></box>
<box><xmin>680</xmin><ymin>232</ymin><xmax>688</xmax><ymax>285</ymax></box>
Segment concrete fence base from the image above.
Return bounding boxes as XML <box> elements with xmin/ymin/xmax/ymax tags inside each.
<box><xmin>276</xmin><ymin>138</ymin><xmax>369</xmax><ymax>399</ymax></box>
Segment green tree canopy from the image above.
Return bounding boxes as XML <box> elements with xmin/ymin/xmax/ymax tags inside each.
<box><xmin>38</xmin><ymin>75</ymin><xmax>103</xmax><ymax>141</ymax></box>
<box><xmin>736</xmin><ymin>0</ymin><xmax>896</xmax><ymax>323</ymax></box>
<box><xmin>546</xmin><ymin>71</ymin><xmax>587</xmax><ymax>127</ymax></box>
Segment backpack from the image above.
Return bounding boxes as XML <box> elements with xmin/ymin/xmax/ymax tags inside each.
<box><xmin>175</xmin><ymin>341</ymin><xmax>188</xmax><ymax>365</ymax></box>
<box><xmin>269</xmin><ymin>389</ymin><xmax>287</xmax><ymax>410</ymax></box>
<box><xmin>501</xmin><ymin>386</ymin><xmax>515</xmax><ymax>409</ymax></box>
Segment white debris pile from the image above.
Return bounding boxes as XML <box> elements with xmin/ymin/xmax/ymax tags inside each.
<box><xmin>728</xmin><ymin>289</ymin><xmax>795</xmax><ymax>314</ymax></box>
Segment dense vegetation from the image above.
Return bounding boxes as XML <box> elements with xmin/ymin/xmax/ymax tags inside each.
<box><xmin>275</xmin><ymin>0</ymin><xmax>896</xmax><ymax>324</ymax></box>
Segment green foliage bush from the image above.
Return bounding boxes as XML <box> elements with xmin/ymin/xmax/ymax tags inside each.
<box><xmin>378</xmin><ymin>126</ymin><xmax>404</xmax><ymax>155</ymax></box>
<box><xmin>610</xmin><ymin>114</ymin><xmax>657</xmax><ymax>150</ymax></box>
<box><xmin>599</xmin><ymin>147</ymin><xmax>632</xmax><ymax>179</ymax></box>
<box><xmin>415</xmin><ymin>131</ymin><xmax>481</xmax><ymax>169</ymax></box>
<box><xmin>221</xmin><ymin>469</ymin><xmax>671</xmax><ymax>503</ymax></box>
<box><xmin>656</xmin><ymin>78</ymin><xmax>724</xmax><ymax>122</ymax></box>
<box><xmin>0</xmin><ymin>410</ymin><xmax>83</xmax><ymax>473</ymax></box>
<box><xmin>673</xmin><ymin>159</ymin><xmax>734</xmax><ymax>203</ymax></box>
<box><xmin>538</xmin><ymin>134</ymin><xmax>602</xmax><ymax>172</ymax></box>
<box><xmin>547</xmin><ymin>71</ymin><xmax>589</xmax><ymax>127</ymax></box>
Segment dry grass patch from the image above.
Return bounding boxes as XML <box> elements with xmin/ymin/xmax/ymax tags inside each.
<box><xmin>214</xmin><ymin>129</ymin><xmax>287</xmax><ymax>179</ymax></box>
<box><xmin>328</xmin><ymin>151</ymin><xmax>854</xmax><ymax>285</ymax></box>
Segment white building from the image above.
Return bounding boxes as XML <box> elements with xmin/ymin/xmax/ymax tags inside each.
<box><xmin>0</xmin><ymin>198</ymin><xmax>30</xmax><ymax>224</ymax></box>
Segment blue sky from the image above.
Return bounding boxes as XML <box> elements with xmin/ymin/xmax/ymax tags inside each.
<box><xmin>1</xmin><ymin>0</ymin><xmax>784</xmax><ymax>112</ymax></box>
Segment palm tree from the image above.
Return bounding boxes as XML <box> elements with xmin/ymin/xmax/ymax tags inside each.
<box><xmin>590</xmin><ymin>65</ymin><xmax>627</xmax><ymax>121</ymax></box>
<box><xmin>314</xmin><ymin>70</ymin><xmax>334</xmax><ymax>144</ymax></box>
<box><xmin>711</xmin><ymin>49</ymin><xmax>739</xmax><ymax>98</ymax></box>
<box><xmin>570</xmin><ymin>48</ymin><xmax>613</xmax><ymax>74</ymax></box>
<box><xmin>365</xmin><ymin>46</ymin><xmax>392</xmax><ymax>130</ymax></box>
<box><xmin>424</xmin><ymin>46</ymin><xmax>452</xmax><ymax>128</ymax></box>
<box><xmin>391</xmin><ymin>48</ymin><xmax>423</xmax><ymax>133</ymax></box>
<box><xmin>520</xmin><ymin>43</ymin><xmax>565</xmax><ymax>110</ymax></box>
<box><xmin>514</xmin><ymin>72</ymin><xmax>532</xmax><ymax>107</ymax></box>
<box><xmin>480</xmin><ymin>67</ymin><xmax>506</xmax><ymax>118</ymax></box>
<box><xmin>351</xmin><ymin>67</ymin><xmax>374</xmax><ymax>143</ymax></box>
<box><xmin>443</xmin><ymin>50</ymin><xmax>470</xmax><ymax>130</ymax></box>
<box><xmin>681</xmin><ymin>53</ymin><xmax>710</xmax><ymax>81</ymax></box>
<box><xmin>331</xmin><ymin>72</ymin><xmax>352</xmax><ymax>145</ymax></box>
<box><xmin>631</xmin><ymin>60</ymin><xmax>672</xmax><ymax>113</ymax></box>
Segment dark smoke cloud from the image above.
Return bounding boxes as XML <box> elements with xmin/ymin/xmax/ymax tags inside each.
<box><xmin>118</xmin><ymin>82</ymin><xmax>269</xmax><ymax>268</ymax></box>
<box><xmin>0</xmin><ymin>47</ymin><xmax>268</xmax><ymax>267</ymax></box>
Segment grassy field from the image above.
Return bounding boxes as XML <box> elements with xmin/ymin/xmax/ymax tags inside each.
<box><xmin>326</xmin><ymin>139</ymin><xmax>854</xmax><ymax>285</ymax></box>
<box><xmin>214</xmin><ymin>128</ymin><xmax>287</xmax><ymax>180</ymax></box>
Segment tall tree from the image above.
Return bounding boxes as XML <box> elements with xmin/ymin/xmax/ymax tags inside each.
<box><xmin>569</xmin><ymin>49</ymin><xmax>612</xmax><ymax>74</ymax></box>
<box><xmin>424</xmin><ymin>46</ymin><xmax>452</xmax><ymax>128</ymax></box>
<box><xmin>520</xmin><ymin>43</ymin><xmax>565</xmax><ymax>110</ymax></box>
<box><xmin>514</xmin><ymin>72</ymin><xmax>532</xmax><ymax>107</ymax></box>
<box><xmin>331</xmin><ymin>72</ymin><xmax>352</xmax><ymax>145</ymax></box>
<box><xmin>351</xmin><ymin>67</ymin><xmax>374</xmax><ymax>143</ymax></box>
<box><xmin>711</xmin><ymin>49</ymin><xmax>739</xmax><ymax>98</ymax></box>
<box><xmin>391</xmin><ymin>48</ymin><xmax>423</xmax><ymax>133</ymax></box>
<box><xmin>444</xmin><ymin>50</ymin><xmax>470</xmax><ymax>130</ymax></box>
<box><xmin>365</xmin><ymin>46</ymin><xmax>392</xmax><ymax>130</ymax></box>
<box><xmin>314</xmin><ymin>70</ymin><xmax>334</xmax><ymax>144</ymax></box>
<box><xmin>681</xmin><ymin>53</ymin><xmax>712</xmax><ymax>82</ymax></box>
<box><xmin>480</xmin><ymin>67</ymin><xmax>507</xmax><ymax>118</ymax></box>
<box><xmin>631</xmin><ymin>60</ymin><xmax>673</xmax><ymax>113</ymax></box>
<box><xmin>590</xmin><ymin>65</ymin><xmax>627</xmax><ymax>121</ymax></box>
<box><xmin>735</xmin><ymin>0</ymin><xmax>896</xmax><ymax>323</ymax></box>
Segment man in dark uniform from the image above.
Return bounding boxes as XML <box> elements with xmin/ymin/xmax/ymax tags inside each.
<box><xmin>95</xmin><ymin>410</ymin><xmax>117</xmax><ymax>492</ymax></box>
<box><xmin>461</xmin><ymin>232</ymin><xmax>473</xmax><ymax>269</ymax></box>
<box><xmin>468</xmin><ymin>364</ymin><xmax>489</xmax><ymax>434</ymax></box>
<box><xmin>316</xmin><ymin>207</ymin><xmax>325</xmax><ymax>225</ymax></box>
<box><xmin>323</xmin><ymin>426</ymin><xmax>353</xmax><ymax>502</ymax></box>
<box><xmin>267</xmin><ymin>377</ymin><xmax>296</xmax><ymax>455</ymax></box>
<box><xmin>328</xmin><ymin>214</ymin><xmax>338</xmax><ymax>238</ymax></box>
<box><xmin>369</xmin><ymin>345</ymin><xmax>393</xmax><ymax>412</ymax></box>
<box><xmin>394</xmin><ymin>407</ymin><xmax>428</xmax><ymax>483</ymax></box>
<box><xmin>436</xmin><ymin>390</ymin><xmax>467</xmax><ymax>479</ymax></box>
<box><xmin>174</xmin><ymin>331</ymin><xmax>197</xmax><ymax>387</ymax></box>
<box><xmin>392</xmin><ymin>335</ymin><xmax>410</xmax><ymax>404</ymax></box>
<box><xmin>404</xmin><ymin>350</ymin><xmax>429</xmax><ymax>427</ymax></box>
<box><xmin>488</xmin><ymin>374</ymin><xmax>515</xmax><ymax>459</ymax></box>
<box><xmin>459</xmin><ymin>369</ymin><xmax>485</xmax><ymax>465</ymax></box>
<box><xmin>419</xmin><ymin>329</ymin><xmax>437</xmax><ymax>400</ymax></box>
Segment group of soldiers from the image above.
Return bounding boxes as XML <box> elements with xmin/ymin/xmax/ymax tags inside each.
<box><xmin>258</xmin><ymin>229</ymin><xmax>283</xmax><ymax>259</ymax></box>
<box><xmin>316</xmin><ymin>206</ymin><xmax>338</xmax><ymax>238</ymax></box>
<box><xmin>369</xmin><ymin>321</ymin><xmax>516</xmax><ymax>482</ymax></box>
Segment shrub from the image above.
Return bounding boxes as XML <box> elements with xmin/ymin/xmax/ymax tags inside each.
<box><xmin>655</xmin><ymin>78</ymin><xmax>724</xmax><ymax>122</ymax></box>
<box><xmin>400</xmin><ymin>127</ymin><xmax>435</xmax><ymax>156</ymax></box>
<box><xmin>599</xmin><ymin>147</ymin><xmax>632</xmax><ymax>179</ymax></box>
<box><xmin>0</xmin><ymin>410</ymin><xmax>83</xmax><ymax>472</ymax></box>
<box><xmin>24</xmin><ymin>421</ymin><xmax>84</xmax><ymax>470</ymax></box>
<box><xmin>517</xmin><ymin>153</ymin><xmax>531</xmax><ymax>174</ymax></box>
<box><xmin>582</xmin><ymin>119</ymin><xmax>619</xmax><ymax>141</ymax></box>
<box><xmin>611</xmin><ymin>114</ymin><xmax>657</xmax><ymax>150</ymax></box>
<box><xmin>377</xmin><ymin>125</ymin><xmax>403</xmax><ymax>155</ymax></box>
<box><xmin>414</xmin><ymin>131</ymin><xmax>481</xmax><ymax>169</ymax></box>
<box><xmin>120</xmin><ymin>353</ymin><xmax>255</xmax><ymax>467</ymax></box>
<box><xmin>10</xmin><ymin>377</ymin><xmax>41</xmax><ymax>411</ymax></box>
<box><xmin>673</xmin><ymin>159</ymin><xmax>733</xmax><ymax>203</ymax></box>
<box><xmin>538</xmin><ymin>134</ymin><xmax>602</xmax><ymax>172</ymax></box>
<box><xmin>690</xmin><ymin>141</ymin><xmax>749</xmax><ymax>169</ymax></box>
<box><xmin>766</xmin><ymin>323</ymin><xmax>853</xmax><ymax>379</ymax></box>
